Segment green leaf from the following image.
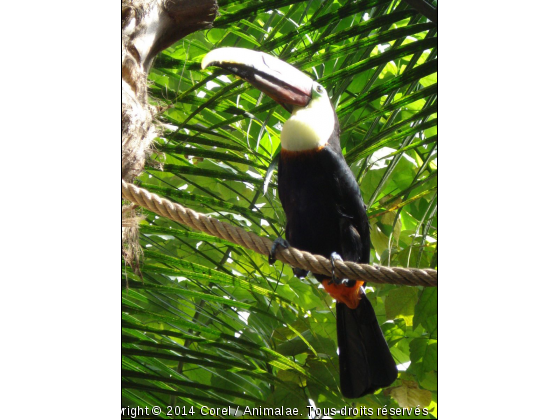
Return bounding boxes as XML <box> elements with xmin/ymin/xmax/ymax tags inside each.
<box><xmin>414</xmin><ymin>288</ymin><xmax>437</xmax><ymax>338</ymax></box>
<box><xmin>385</xmin><ymin>287</ymin><xmax>418</xmax><ymax>326</ymax></box>
<box><xmin>409</xmin><ymin>338</ymin><xmax>437</xmax><ymax>381</ymax></box>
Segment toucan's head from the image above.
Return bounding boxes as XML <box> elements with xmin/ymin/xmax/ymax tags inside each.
<box><xmin>202</xmin><ymin>47</ymin><xmax>336</xmax><ymax>152</ymax></box>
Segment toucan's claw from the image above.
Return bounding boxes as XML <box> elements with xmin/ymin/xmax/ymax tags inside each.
<box><xmin>330</xmin><ymin>252</ymin><xmax>347</xmax><ymax>285</ymax></box>
<box><xmin>269</xmin><ymin>237</ymin><xmax>290</xmax><ymax>265</ymax></box>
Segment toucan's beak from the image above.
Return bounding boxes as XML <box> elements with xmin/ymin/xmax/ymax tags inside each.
<box><xmin>202</xmin><ymin>47</ymin><xmax>313</xmax><ymax>112</ymax></box>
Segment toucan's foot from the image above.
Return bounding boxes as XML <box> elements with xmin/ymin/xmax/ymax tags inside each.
<box><xmin>269</xmin><ymin>237</ymin><xmax>290</xmax><ymax>265</ymax></box>
<box><xmin>330</xmin><ymin>252</ymin><xmax>347</xmax><ymax>285</ymax></box>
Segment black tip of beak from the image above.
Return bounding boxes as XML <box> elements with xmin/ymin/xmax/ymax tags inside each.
<box><xmin>202</xmin><ymin>48</ymin><xmax>313</xmax><ymax>110</ymax></box>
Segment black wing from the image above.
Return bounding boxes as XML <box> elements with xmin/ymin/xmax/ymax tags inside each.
<box><xmin>319</xmin><ymin>145</ymin><xmax>371</xmax><ymax>265</ymax></box>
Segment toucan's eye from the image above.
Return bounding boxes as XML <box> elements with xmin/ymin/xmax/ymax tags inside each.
<box><xmin>316</xmin><ymin>85</ymin><xmax>323</xmax><ymax>94</ymax></box>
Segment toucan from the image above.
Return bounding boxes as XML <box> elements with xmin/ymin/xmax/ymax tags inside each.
<box><xmin>202</xmin><ymin>48</ymin><xmax>398</xmax><ymax>398</ymax></box>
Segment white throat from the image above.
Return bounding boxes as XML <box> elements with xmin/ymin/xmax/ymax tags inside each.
<box><xmin>280</xmin><ymin>96</ymin><xmax>334</xmax><ymax>151</ymax></box>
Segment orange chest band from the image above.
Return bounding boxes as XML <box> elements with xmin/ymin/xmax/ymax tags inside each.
<box><xmin>280</xmin><ymin>145</ymin><xmax>326</xmax><ymax>160</ymax></box>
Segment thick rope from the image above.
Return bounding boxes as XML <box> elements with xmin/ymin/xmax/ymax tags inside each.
<box><xmin>122</xmin><ymin>180</ymin><xmax>437</xmax><ymax>287</ymax></box>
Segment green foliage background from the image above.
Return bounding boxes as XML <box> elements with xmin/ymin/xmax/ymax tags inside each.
<box><xmin>122</xmin><ymin>0</ymin><xmax>437</xmax><ymax>418</ymax></box>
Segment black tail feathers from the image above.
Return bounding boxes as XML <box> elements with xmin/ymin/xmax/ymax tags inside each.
<box><xmin>336</xmin><ymin>292</ymin><xmax>398</xmax><ymax>398</ymax></box>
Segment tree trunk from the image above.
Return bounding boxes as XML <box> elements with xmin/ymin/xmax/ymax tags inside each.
<box><xmin>121</xmin><ymin>0</ymin><xmax>217</xmax><ymax>182</ymax></box>
<box><xmin>121</xmin><ymin>0</ymin><xmax>217</xmax><ymax>270</ymax></box>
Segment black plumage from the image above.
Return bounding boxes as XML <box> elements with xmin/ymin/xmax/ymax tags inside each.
<box><xmin>278</xmin><ymin>111</ymin><xmax>398</xmax><ymax>398</ymax></box>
